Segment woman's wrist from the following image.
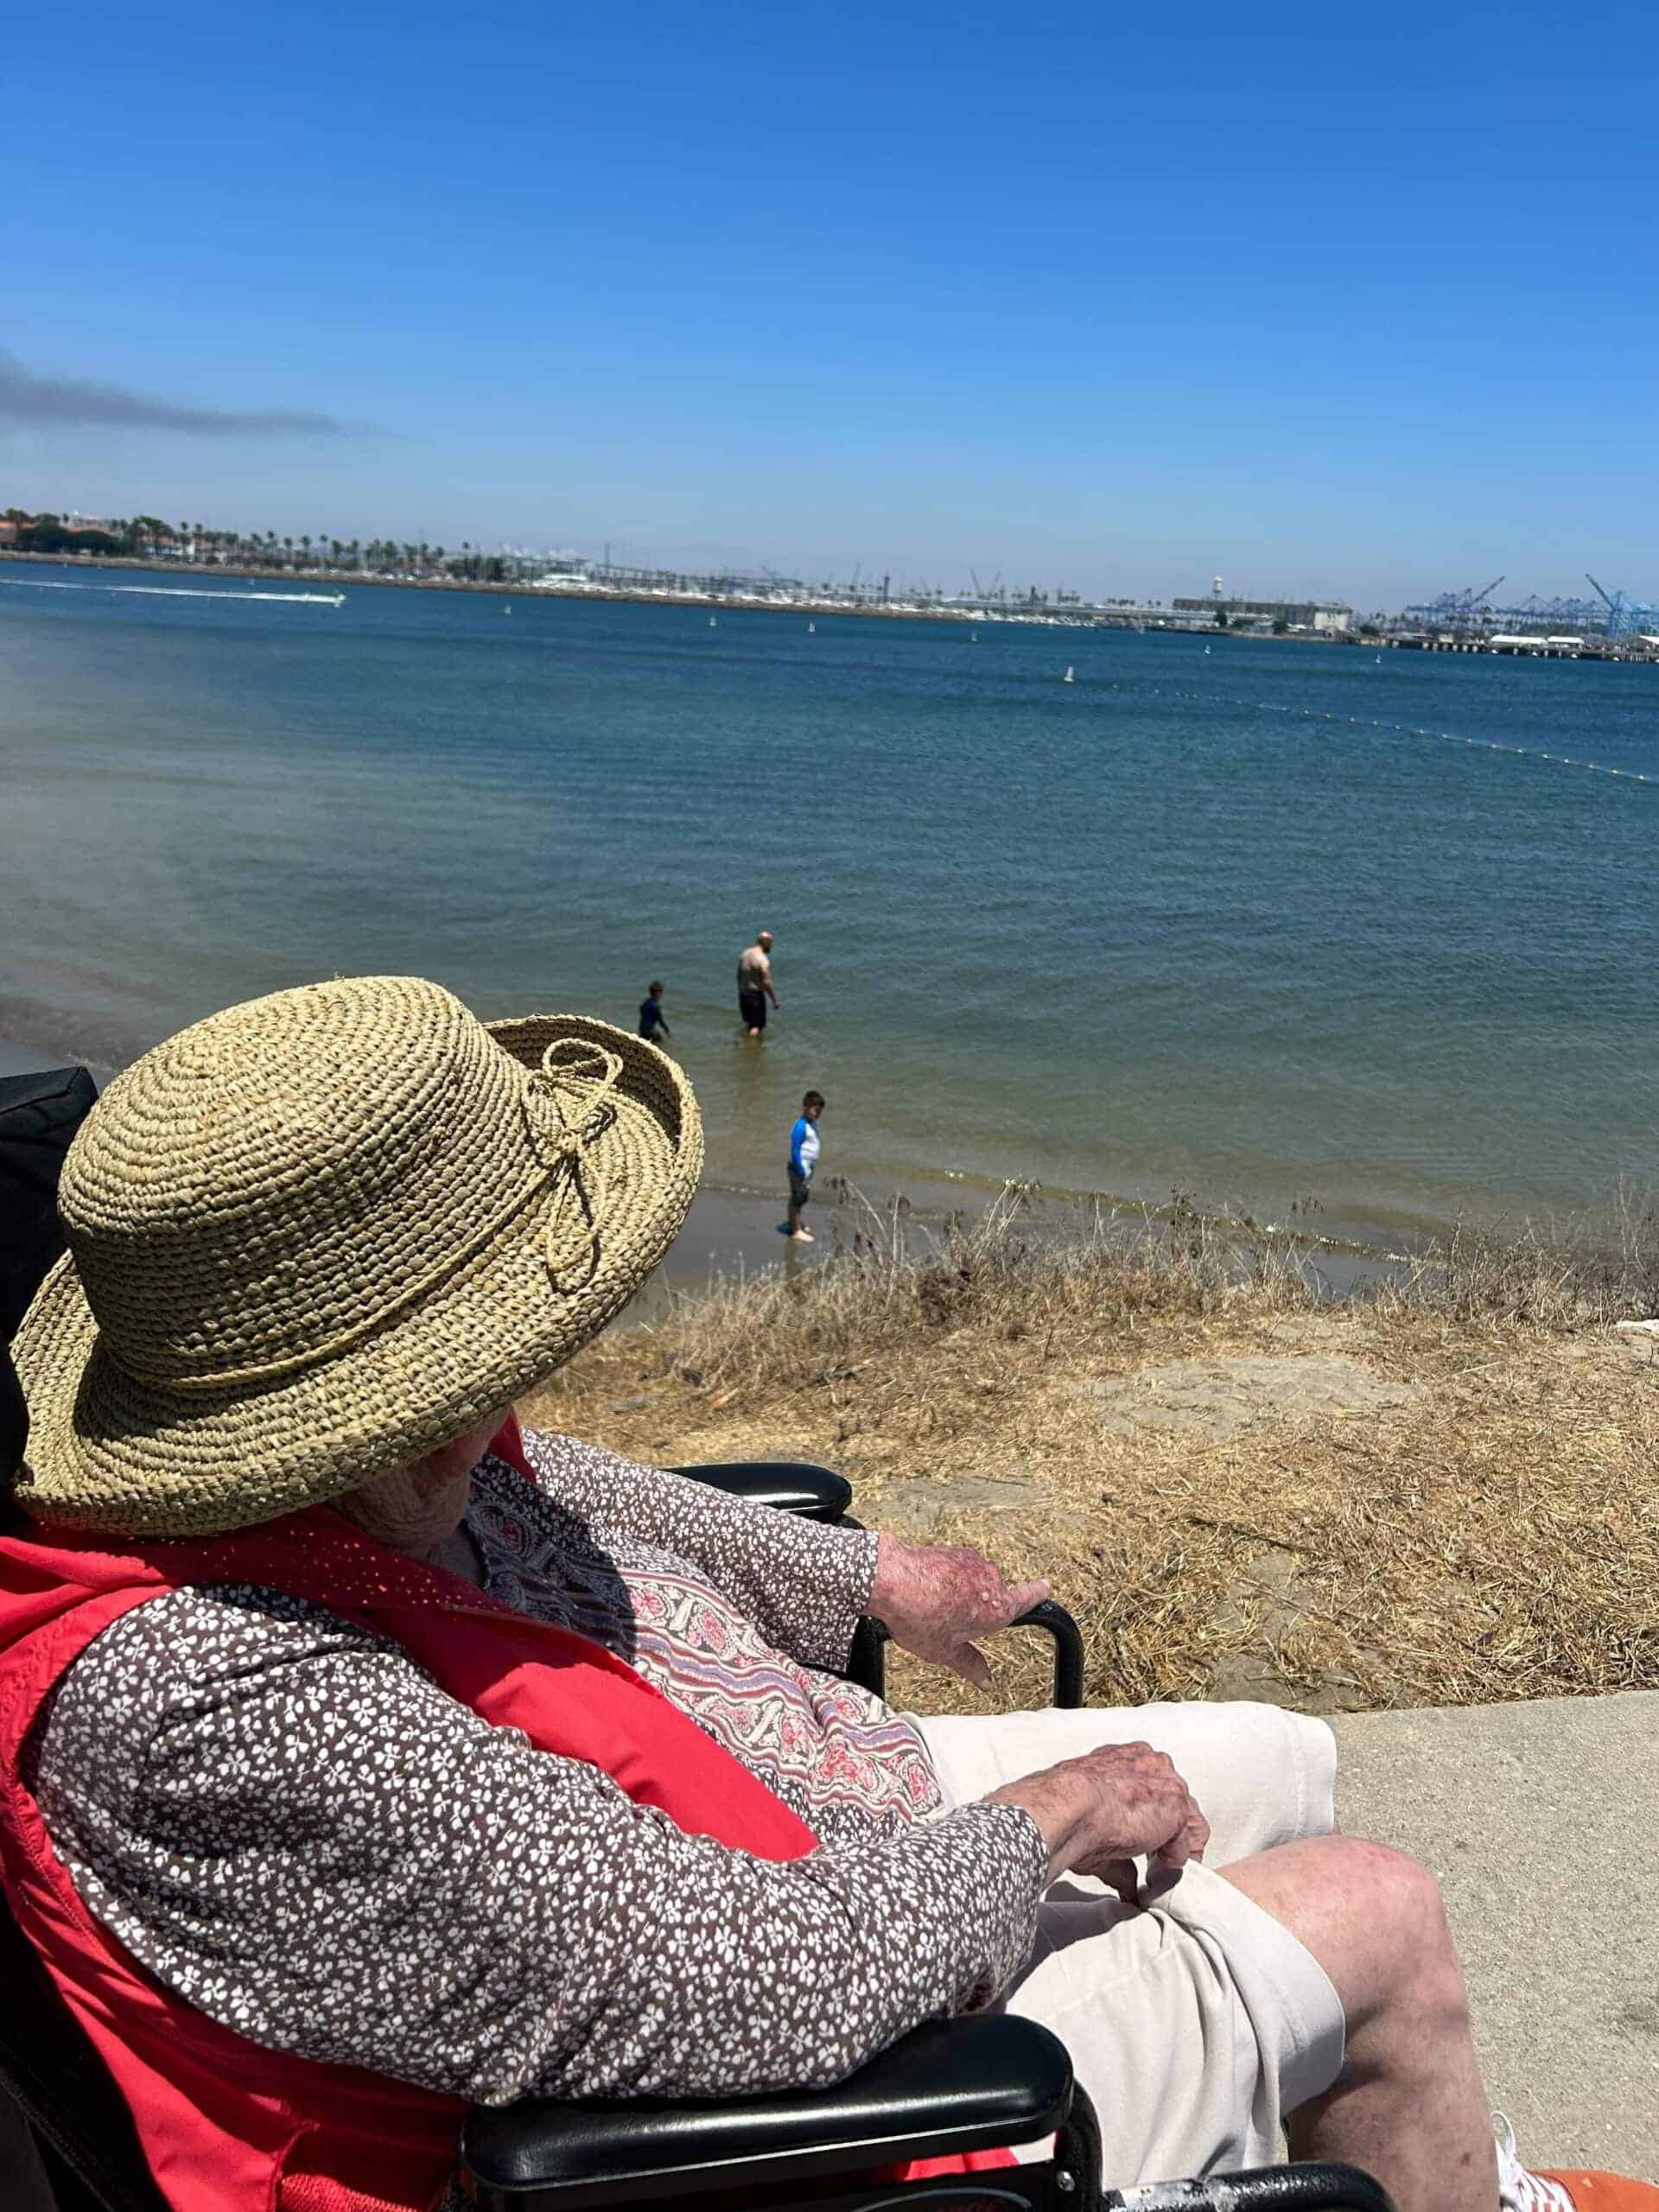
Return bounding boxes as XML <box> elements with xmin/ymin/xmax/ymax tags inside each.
<box><xmin>868</xmin><ymin>1532</ymin><xmax>913</xmax><ymax>1624</ymax></box>
<box><xmin>982</xmin><ymin>1769</ymin><xmax>1090</xmax><ymax>1884</ymax></box>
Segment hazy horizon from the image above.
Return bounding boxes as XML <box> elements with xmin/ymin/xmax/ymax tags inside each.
<box><xmin>10</xmin><ymin>2</ymin><xmax>1659</xmax><ymax>612</ymax></box>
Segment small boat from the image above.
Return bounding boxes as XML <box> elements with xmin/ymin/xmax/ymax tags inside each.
<box><xmin>1203</xmin><ymin>645</ymin><xmax>1211</xmax><ymax>656</ymax></box>
<box><xmin>808</xmin><ymin>622</ymin><xmax>815</xmax><ymax>633</ymax></box>
<box><xmin>709</xmin><ymin>614</ymin><xmax>717</xmax><ymax>627</ymax></box>
<box><xmin>1063</xmin><ymin>665</ymin><xmax>1075</xmax><ymax>683</ymax></box>
<box><xmin>329</xmin><ymin>591</ymin><xmax>345</xmax><ymax>608</ymax></box>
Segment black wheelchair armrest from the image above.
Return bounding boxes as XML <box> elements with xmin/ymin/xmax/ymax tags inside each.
<box><xmin>669</xmin><ymin>1460</ymin><xmax>854</xmax><ymax>1523</ymax></box>
<box><xmin>460</xmin><ymin>2013</ymin><xmax>1073</xmax><ymax>2209</ymax></box>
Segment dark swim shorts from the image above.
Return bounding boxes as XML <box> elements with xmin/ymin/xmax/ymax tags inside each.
<box><xmin>739</xmin><ymin>988</ymin><xmax>768</xmax><ymax>1030</ymax></box>
<box><xmin>788</xmin><ymin>1167</ymin><xmax>812</xmax><ymax>1210</ymax></box>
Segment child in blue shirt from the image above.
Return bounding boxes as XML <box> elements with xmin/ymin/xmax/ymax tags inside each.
<box><xmin>786</xmin><ymin>1090</ymin><xmax>824</xmax><ymax>1243</ymax></box>
<box><xmin>638</xmin><ymin>982</ymin><xmax>671</xmax><ymax>1046</ymax></box>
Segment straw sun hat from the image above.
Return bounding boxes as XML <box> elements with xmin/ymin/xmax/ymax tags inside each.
<box><xmin>10</xmin><ymin>976</ymin><xmax>702</xmax><ymax>1538</ymax></box>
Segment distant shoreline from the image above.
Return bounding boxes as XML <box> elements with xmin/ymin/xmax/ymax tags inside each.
<box><xmin>0</xmin><ymin>548</ymin><xmax>1346</xmax><ymax>640</ymax></box>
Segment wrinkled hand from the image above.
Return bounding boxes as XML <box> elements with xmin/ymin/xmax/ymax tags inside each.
<box><xmin>868</xmin><ymin>1535</ymin><xmax>1050</xmax><ymax>1689</ymax></box>
<box><xmin>988</xmin><ymin>1741</ymin><xmax>1210</xmax><ymax>1904</ymax></box>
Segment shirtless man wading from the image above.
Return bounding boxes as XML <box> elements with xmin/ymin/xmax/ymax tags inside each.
<box><xmin>737</xmin><ymin>931</ymin><xmax>780</xmax><ymax>1037</ymax></box>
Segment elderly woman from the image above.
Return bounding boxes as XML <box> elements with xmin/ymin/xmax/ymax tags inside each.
<box><xmin>0</xmin><ymin>978</ymin><xmax>1642</xmax><ymax>2212</ymax></box>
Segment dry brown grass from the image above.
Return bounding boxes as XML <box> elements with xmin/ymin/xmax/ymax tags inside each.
<box><xmin>1382</xmin><ymin>1185</ymin><xmax>1659</xmax><ymax>1330</ymax></box>
<box><xmin>523</xmin><ymin>1187</ymin><xmax>1659</xmax><ymax>1719</ymax></box>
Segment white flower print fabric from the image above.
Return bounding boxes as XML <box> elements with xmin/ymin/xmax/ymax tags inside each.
<box><xmin>30</xmin><ymin>1434</ymin><xmax>1048</xmax><ymax>2111</ymax></box>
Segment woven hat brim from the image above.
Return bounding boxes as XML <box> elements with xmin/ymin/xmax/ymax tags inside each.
<box><xmin>11</xmin><ymin>1018</ymin><xmax>701</xmax><ymax>1537</ymax></box>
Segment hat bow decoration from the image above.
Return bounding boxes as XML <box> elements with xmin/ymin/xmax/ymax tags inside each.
<box><xmin>524</xmin><ymin>1037</ymin><xmax>623</xmax><ymax>1291</ymax></box>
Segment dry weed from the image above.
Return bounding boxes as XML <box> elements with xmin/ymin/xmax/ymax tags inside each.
<box><xmin>1387</xmin><ymin>1185</ymin><xmax>1659</xmax><ymax>1329</ymax></box>
<box><xmin>524</xmin><ymin>1186</ymin><xmax>1659</xmax><ymax>1718</ymax></box>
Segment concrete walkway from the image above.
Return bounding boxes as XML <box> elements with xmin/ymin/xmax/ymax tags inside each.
<box><xmin>1333</xmin><ymin>1693</ymin><xmax>1659</xmax><ymax>2177</ymax></box>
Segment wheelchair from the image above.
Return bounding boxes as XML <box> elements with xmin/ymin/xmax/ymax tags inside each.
<box><xmin>0</xmin><ymin>1065</ymin><xmax>1391</xmax><ymax>2212</ymax></box>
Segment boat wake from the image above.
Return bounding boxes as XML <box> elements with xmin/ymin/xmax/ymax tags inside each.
<box><xmin>1</xmin><ymin>579</ymin><xmax>343</xmax><ymax>607</ymax></box>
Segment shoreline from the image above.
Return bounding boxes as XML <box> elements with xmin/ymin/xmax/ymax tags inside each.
<box><xmin>10</xmin><ymin>550</ymin><xmax>1652</xmax><ymax>658</ymax></box>
<box><xmin>0</xmin><ymin>548</ymin><xmax>1349</xmax><ymax>639</ymax></box>
<box><xmin>0</xmin><ymin>1026</ymin><xmax>1488</xmax><ymax>1305</ymax></box>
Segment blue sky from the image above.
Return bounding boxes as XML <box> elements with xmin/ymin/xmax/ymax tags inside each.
<box><xmin>8</xmin><ymin>1</ymin><xmax>1658</xmax><ymax>606</ymax></box>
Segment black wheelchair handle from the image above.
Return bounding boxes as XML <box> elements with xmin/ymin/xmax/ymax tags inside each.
<box><xmin>857</xmin><ymin>1598</ymin><xmax>1085</xmax><ymax>1711</ymax></box>
<box><xmin>1014</xmin><ymin>1598</ymin><xmax>1085</xmax><ymax>1710</ymax></box>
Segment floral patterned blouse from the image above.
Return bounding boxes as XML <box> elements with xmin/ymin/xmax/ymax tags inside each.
<box><xmin>29</xmin><ymin>1430</ymin><xmax>1048</xmax><ymax>2109</ymax></box>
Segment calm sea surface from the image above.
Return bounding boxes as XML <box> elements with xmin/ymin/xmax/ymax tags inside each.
<box><xmin>3</xmin><ymin>563</ymin><xmax>1656</xmax><ymax>1240</ymax></box>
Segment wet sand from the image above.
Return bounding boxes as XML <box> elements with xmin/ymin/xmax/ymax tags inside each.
<box><xmin>0</xmin><ymin>1036</ymin><xmax>103</xmax><ymax>1084</ymax></box>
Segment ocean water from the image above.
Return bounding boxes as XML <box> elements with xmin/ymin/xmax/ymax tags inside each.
<box><xmin>2</xmin><ymin>562</ymin><xmax>1656</xmax><ymax>1240</ymax></box>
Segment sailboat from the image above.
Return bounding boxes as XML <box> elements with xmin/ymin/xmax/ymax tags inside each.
<box><xmin>1063</xmin><ymin>665</ymin><xmax>1075</xmax><ymax>684</ymax></box>
<box><xmin>709</xmin><ymin>614</ymin><xmax>717</xmax><ymax>628</ymax></box>
<box><xmin>808</xmin><ymin>622</ymin><xmax>815</xmax><ymax>633</ymax></box>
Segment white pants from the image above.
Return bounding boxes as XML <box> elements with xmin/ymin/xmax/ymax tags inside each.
<box><xmin>918</xmin><ymin>1700</ymin><xmax>1346</xmax><ymax>2186</ymax></box>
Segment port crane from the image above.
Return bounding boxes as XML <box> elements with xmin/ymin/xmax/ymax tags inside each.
<box><xmin>1401</xmin><ymin>575</ymin><xmax>1505</xmax><ymax>633</ymax></box>
<box><xmin>1453</xmin><ymin>575</ymin><xmax>1506</xmax><ymax>627</ymax></box>
<box><xmin>1586</xmin><ymin>574</ymin><xmax>1618</xmax><ymax>624</ymax></box>
<box><xmin>1581</xmin><ymin>574</ymin><xmax>1659</xmax><ymax>642</ymax></box>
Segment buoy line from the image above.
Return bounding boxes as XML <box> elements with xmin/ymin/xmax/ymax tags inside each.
<box><xmin>1080</xmin><ymin>679</ymin><xmax>1653</xmax><ymax>786</ymax></box>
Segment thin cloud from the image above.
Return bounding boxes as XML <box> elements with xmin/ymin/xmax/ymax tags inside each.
<box><xmin>0</xmin><ymin>353</ymin><xmax>359</xmax><ymax>437</ymax></box>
